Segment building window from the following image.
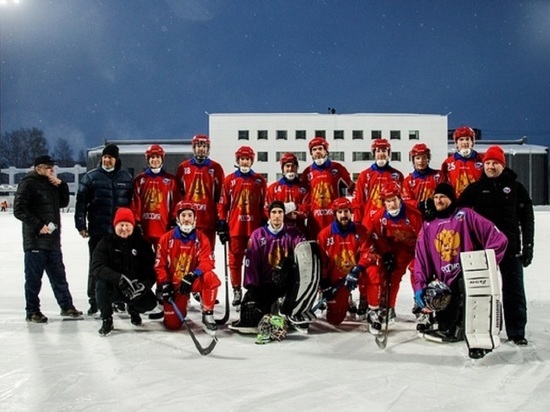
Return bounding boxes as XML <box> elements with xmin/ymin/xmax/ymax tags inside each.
<box><xmin>276</xmin><ymin>151</ymin><xmax>307</xmax><ymax>162</ymax></box>
<box><xmin>257</xmin><ymin>152</ymin><xmax>268</xmax><ymax>162</ymax></box>
<box><xmin>371</xmin><ymin>130</ymin><xmax>382</xmax><ymax>139</ymax></box>
<box><xmin>259</xmin><ymin>173</ymin><xmax>269</xmax><ymax>180</ymax></box>
<box><xmin>296</xmin><ymin>130</ymin><xmax>306</xmax><ymax>140</ymax></box>
<box><xmin>353</xmin><ymin>173</ymin><xmax>361</xmax><ymax>181</ymax></box>
<box><xmin>257</xmin><ymin>130</ymin><xmax>268</xmax><ymax>140</ymax></box>
<box><xmin>390</xmin><ymin>130</ymin><xmax>401</xmax><ymax>140</ymax></box>
<box><xmin>331</xmin><ymin>151</ymin><xmax>345</xmax><ymax>161</ymax></box>
<box><xmin>409</xmin><ymin>130</ymin><xmax>419</xmax><ymax>140</ymax></box>
<box><xmin>238</xmin><ymin>130</ymin><xmax>249</xmax><ymax>140</ymax></box>
<box><xmin>276</xmin><ymin>130</ymin><xmax>288</xmax><ymax>140</ymax></box>
<box><xmin>334</xmin><ymin>130</ymin><xmax>344</xmax><ymax>140</ymax></box>
<box><xmin>391</xmin><ymin>152</ymin><xmax>401</xmax><ymax>161</ymax></box>
<box><xmin>352</xmin><ymin>152</ymin><xmax>373</xmax><ymax>161</ymax></box>
<box><xmin>315</xmin><ymin>130</ymin><xmax>326</xmax><ymax>138</ymax></box>
<box><xmin>352</xmin><ymin>130</ymin><xmax>364</xmax><ymax>140</ymax></box>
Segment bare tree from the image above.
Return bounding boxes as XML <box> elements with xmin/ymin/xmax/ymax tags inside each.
<box><xmin>0</xmin><ymin>128</ymin><xmax>49</xmax><ymax>167</ymax></box>
<box><xmin>53</xmin><ymin>137</ymin><xmax>74</xmax><ymax>167</ymax></box>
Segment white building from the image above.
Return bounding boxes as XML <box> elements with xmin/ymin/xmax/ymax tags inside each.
<box><xmin>208</xmin><ymin>112</ymin><xmax>448</xmax><ymax>182</ymax></box>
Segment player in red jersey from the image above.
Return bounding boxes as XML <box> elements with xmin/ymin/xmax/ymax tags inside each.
<box><xmin>317</xmin><ymin>198</ymin><xmax>378</xmax><ymax>328</ymax></box>
<box><xmin>155</xmin><ymin>201</ymin><xmax>221</xmax><ymax>332</ymax></box>
<box><xmin>131</xmin><ymin>144</ymin><xmax>179</xmax><ymax>247</ymax></box>
<box><xmin>365</xmin><ymin>181</ymin><xmax>423</xmax><ymax>326</ymax></box>
<box><xmin>217</xmin><ymin>146</ymin><xmax>267</xmax><ymax>308</ymax></box>
<box><xmin>300</xmin><ymin>137</ymin><xmax>354</xmax><ymax>240</ymax></box>
<box><xmin>176</xmin><ymin>135</ymin><xmax>225</xmax><ymax>252</ymax></box>
<box><xmin>440</xmin><ymin>126</ymin><xmax>484</xmax><ymax>198</ymax></box>
<box><xmin>264</xmin><ymin>152</ymin><xmax>309</xmax><ymax>234</ymax></box>
<box><xmin>402</xmin><ymin>143</ymin><xmax>443</xmax><ymax>204</ymax></box>
<box><xmin>352</xmin><ymin>138</ymin><xmax>404</xmax><ymax>227</ymax></box>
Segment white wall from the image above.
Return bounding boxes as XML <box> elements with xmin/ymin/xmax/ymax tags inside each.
<box><xmin>209</xmin><ymin>112</ymin><xmax>448</xmax><ymax>182</ymax></box>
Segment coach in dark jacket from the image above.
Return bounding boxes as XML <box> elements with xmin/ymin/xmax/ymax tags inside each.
<box><xmin>14</xmin><ymin>155</ymin><xmax>82</xmax><ymax>323</ymax></box>
<box><xmin>75</xmin><ymin>144</ymin><xmax>133</xmax><ymax>315</ymax></box>
<box><xmin>459</xmin><ymin>145</ymin><xmax>534</xmax><ymax>346</ymax></box>
<box><xmin>91</xmin><ymin>208</ymin><xmax>157</xmax><ymax>335</ymax></box>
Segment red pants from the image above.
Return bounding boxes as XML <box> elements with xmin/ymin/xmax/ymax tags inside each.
<box><xmin>163</xmin><ymin>270</ymin><xmax>221</xmax><ymax>330</ymax></box>
<box><xmin>228</xmin><ymin>236</ymin><xmax>248</xmax><ymax>288</ymax></box>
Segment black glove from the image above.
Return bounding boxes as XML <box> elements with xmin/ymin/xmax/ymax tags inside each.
<box><xmin>118</xmin><ymin>275</ymin><xmax>145</xmax><ymax>301</ymax></box>
<box><xmin>179</xmin><ymin>272</ymin><xmax>198</xmax><ymax>295</ymax></box>
<box><xmin>217</xmin><ymin>220</ymin><xmax>229</xmax><ymax>245</ymax></box>
<box><xmin>320</xmin><ymin>278</ymin><xmax>336</xmax><ymax>300</ymax></box>
<box><xmin>521</xmin><ymin>244</ymin><xmax>533</xmax><ymax>268</ymax></box>
<box><xmin>418</xmin><ymin>198</ymin><xmax>436</xmax><ymax>222</ymax></box>
<box><xmin>382</xmin><ymin>253</ymin><xmax>395</xmax><ymax>273</ymax></box>
<box><xmin>344</xmin><ymin>266</ymin><xmax>361</xmax><ymax>291</ymax></box>
<box><xmin>160</xmin><ymin>282</ymin><xmax>174</xmax><ymax>303</ymax></box>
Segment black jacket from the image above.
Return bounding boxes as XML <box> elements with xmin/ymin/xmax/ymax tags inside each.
<box><xmin>458</xmin><ymin>168</ymin><xmax>534</xmax><ymax>255</ymax></box>
<box><xmin>91</xmin><ymin>231</ymin><xmax>156</xmax><ymax>288</ymax></box>
<box><xmin>74</xmin><ymin>159</ymin><xmax>133</xmax><ymax>236</ymax></box>
<box><xmin>14</xmin><ymin>171</ymin><xmax>70</xmax><ymax>251</ymax></box>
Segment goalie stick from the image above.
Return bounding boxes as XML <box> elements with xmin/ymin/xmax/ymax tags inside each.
<box><xmin>169</xmin><ymin>299</ymin><xmax>218</xmax><ymax>356</ymax></box>
<box><xmin>215</xmin><ymin>242</ymin><xmax>230</xmax><ymax>325</ymax></box>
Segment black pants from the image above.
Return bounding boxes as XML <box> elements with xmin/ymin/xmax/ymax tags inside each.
<box><xmin>500</xmin><ymin>253</ymin><xmax>527</xmax><ymax>338</ymax></box>
<box><xmin>96</xmin><ymin>278</ymin><xmax>156</xmax><ymax>319</ymax></box>
<box><xmin>87</xmin><ymin>235</ymin><xmax>104</xmax><ymax>306</ymax></box>
<box><xmin>435</xmin><ymin>276</ymin><xmax>464</xmax><ymax>336</ymax></box>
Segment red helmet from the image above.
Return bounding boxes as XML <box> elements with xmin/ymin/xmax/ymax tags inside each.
<box><xmin>371</xmin><ymin>138</ymin><xmax>391</xmax><ymax>152</ymax></box>
<box><xmin>279</xmin><ymin>152</ymin><xmax>299</xmax><ymax>168</ymax></box>
<box><xmin>145</xmin><ymin>144</ymin><xmax>165</xmax><ymax>160</ymax></box>
<box><xmin>453</xmin><ymin>126</ymin><xmax>475</xmax><ymax>142</ymax></box>
<box><xmin>331</xmin><ymin>197</ymin><xmax>352</xmax><ymax>212</ymax></box>
<box><xmin>175</xmin><ymin>201</ymin><xmax>195</xmax><ymax>216</ymax></box>
<box><xmin>409</xmin><ymin>143</ymin><xmax>431</xmax><ymax>160</ymax></box>
<box><xmin>235</xmin><ymin>145</ymin><xmax>255</xmax><ymax>161</ymax></box>
<box><xmin>192</xmin><ymin>134</ymin><xmax>210</xmax><ymax>147</ymax></box>
<box><xmin>380</xmin><ymin>181</ymin><xmax>402</xmax><ymax>200</ymax></box>
<box><xmin>308</xmin><ymin>137</ymin><xmax>329</xmax><ymax>153</ymax></box>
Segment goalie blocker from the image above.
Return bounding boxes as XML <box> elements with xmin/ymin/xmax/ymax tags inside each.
<box><xmin>461</xmin><ymin>249</ymin><xmax>502</xmax><ymax>358</ymax></box>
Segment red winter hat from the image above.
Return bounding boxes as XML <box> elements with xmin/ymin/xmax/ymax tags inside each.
<box><xmin>483</xmin><ymin>145</ymin><xmax>506</xmax><ymax>166</ymax></box>
<box><xmin>113</xmin><ymin>207</ymin><xmax>135</xmax><ymax>227</ymax></box>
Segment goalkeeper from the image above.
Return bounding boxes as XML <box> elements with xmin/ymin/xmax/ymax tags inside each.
<box><xmin>91</xmin><ymin>207</ymin><xmax>157</xmax><ymax>336</ymax></box>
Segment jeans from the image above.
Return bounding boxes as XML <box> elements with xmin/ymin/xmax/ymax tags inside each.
<box><xmin>24</xmin><ymin>249</ymin><xmax>75</xmax><ymax>315</ymax></box>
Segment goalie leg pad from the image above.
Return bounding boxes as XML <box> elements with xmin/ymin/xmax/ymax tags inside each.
<box><xmin>280</xmin><ymin>241</ymin><xmax>321</xmax><ymax>320</ymax></box>
<box><xmin>461</xmin><ymin>249</ymin><xmax>502</xmax><ymax>351</ymax></box>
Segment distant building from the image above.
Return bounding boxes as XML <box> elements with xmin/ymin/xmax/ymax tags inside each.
<box><xmin>82</xmin><ymin>115</ymin><xmax>548</xmax><ymax>205</ymax></box>
<box><xmin>208</xmin><ymin>112</ymin><xmax>449</xmax><ymax>182</ymax></box>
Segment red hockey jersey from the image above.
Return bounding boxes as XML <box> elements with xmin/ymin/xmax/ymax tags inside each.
<box><xmin>440</xmin><ymin>151</ymin><xmax>484</xmax><ymax>198</ymax></box>
<box><xmin>131</xmin><ymin>169</ymin><xmax>179</xmax><ymax>243</ymax></box>
<box><xmin>402</xmin><ymin>168</ymin><xmax>443</xmax><ymax>203</ymax></box>
<box><xmin>218</xmin><ymin>170</ymin><xmax>267</xmax><ymax>237</ymax></box>
<box><xmin>176</xmin><ymin>157</ymin><xmax>225</xmax><ymax>231</ymax></box>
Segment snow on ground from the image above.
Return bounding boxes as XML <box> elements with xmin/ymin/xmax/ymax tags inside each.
<box><xmin>1</xmin><ymin>211</ymin><xmax>549</xmax><ymax>412</ymax></box>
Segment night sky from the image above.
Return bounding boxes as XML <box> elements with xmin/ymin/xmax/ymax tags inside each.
<box><xmin>1</xmin><ymin>0</ymin><xmax>549</xmax><ymax>153</ymax></box>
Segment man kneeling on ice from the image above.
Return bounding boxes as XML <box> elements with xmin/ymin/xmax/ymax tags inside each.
<box><xmin>229</xmin><ymin>201</ymin><xmax>320</xmax><ymax>341</ymax></box>
<box><xmin>413</xmin><ymin>183</ymin><xmax>508</xmax><ymax>358</ymax></box>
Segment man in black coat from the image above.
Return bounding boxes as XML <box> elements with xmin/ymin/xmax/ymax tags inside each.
<box><xmin>91</xmin><ymin>207</ymin><xmax>157</xmax><ymax>336</ymax></box>
<box><xmin>75</xmin><ymin>144</ymin><xmax>133</xmax><ymax>315</ymax></box>
<box><xmin>459</xmin><ymin>145</ymin><xmax>534</xmax><ymax>346</ymax></box>
<box><xmin>14</xmin><ymin>155</ymin><xmax>82</xmax><ymax>323</ymax></box>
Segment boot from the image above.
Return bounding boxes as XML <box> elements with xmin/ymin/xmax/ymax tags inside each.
<box><xmin>232</xmin><ymin>288</ymin><xmax>243</xmax><ymax>307</ymax></box>
<box><xmin>202</xmin><ymin>310</ymin><xmax>218</xmax><ymax>332</ymax></box>
<box><xmin>99</xmin><ymin>317</ymin><xmax>114</xmax><ymax>336</ymax></box>
<box><xmin>26</xmin><ymin>312</ymin><xmax>48</xmax><ymax>323</ymax></box>
<box><xmin>357</xmin><ymin>297</ymin><xmax>368</xmax><ymax>320</ymax></box>
<box><xmin>367</xmin><ymin>309</ymin><xmax>381</xmax><ymax>334</ymax></box>
<box><xmin>416</xmin><ymin>312</ymin><xmax>435</xmax><ymax>332</ymax></box>
<box><xmin>129</xmin><ymin>310</ymin><xmax>142</xmax><ymax>326</ymax></box>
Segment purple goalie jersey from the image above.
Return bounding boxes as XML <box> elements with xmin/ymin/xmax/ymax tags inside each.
<box><xmin>244</xmin><ymin>225</ymin><xmax>306</xmax><ymax>288</ymax></box>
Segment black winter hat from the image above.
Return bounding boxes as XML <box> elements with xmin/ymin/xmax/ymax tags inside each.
<box><xmin>102</xmin><ymin>144</ymin><xmax>119</xmax><ymax>158</ymax></box>
<box><xmin>434</xmin><ymin>183</ymin><xmax>456</xmax><ymax>203</ymax></box>
<box><xmin>268</xmin><ymin>200</ymin><xmax>285</xmax><ymax>214</ymax></box>
<box><xmin>33</xmin><ymin>155</ymin><xmax>56</xmax><ymax>167</ymax></box>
